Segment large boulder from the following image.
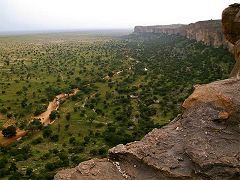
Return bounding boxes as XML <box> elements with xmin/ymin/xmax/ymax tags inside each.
<box><xmin>222</xmin><ymin>3</ymin><xmax>240</xmax><ymax>45</ymax></box>
<box><xmin>54</xmin><ymin>158</ymin><xmax>125</xmax><ymax>180</ymax></box>
<box><xmin>222</xmin><ymin>3</ymin><xmax>240</xmax><ymax>78</ymax></box>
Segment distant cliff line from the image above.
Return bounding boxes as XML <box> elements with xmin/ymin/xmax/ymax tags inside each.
<box><xmin>134</xmin><ymin>20</ymin><xmax>231</xmax><ymax>48</ymax></box>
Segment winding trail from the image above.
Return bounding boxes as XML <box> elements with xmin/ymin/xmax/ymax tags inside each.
<box><xmin>0</xmin><ymin>70</ymin><xmax>124</xmax><ymax>146</ymax></box>
<box><xmin>0</xmin><ymin>88</ymin><xmax>79</xmax><ymax>146</ymax></box>
<box><xmin>36</xmin><ymin>88</ymin><xmax>79</xmax><ymax>125</ymax></box>
<box><xmin>0</xmin><ymin>129</ymin><xmax>27</xmax><ymax>146</ymax></box>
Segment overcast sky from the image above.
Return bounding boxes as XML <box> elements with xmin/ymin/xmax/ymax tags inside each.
<box><xmin>0</xmin><ymin>0</ymin><xmax>238</xmax><ymax>32</ymax></box>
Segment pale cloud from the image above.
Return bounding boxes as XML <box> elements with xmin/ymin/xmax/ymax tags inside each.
<box><xmin>0</xmin><ymin>0</ymin><xmax>238</xmax><ymax>31</ymax></box>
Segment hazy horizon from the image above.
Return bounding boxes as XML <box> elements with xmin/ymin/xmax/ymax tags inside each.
<box><xmin>0</xmin><ymin>0</ymin><xmax>237</xmax><ymax>33</ymax></box>
<box><xmin>0</xmin><ymin>28</ymin><xmax>133</xmax><ymax>36</ymax></box>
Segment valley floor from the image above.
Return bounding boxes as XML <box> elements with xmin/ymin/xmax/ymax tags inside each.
<box><xmin>0</xmin><ymin>32</ymin><xmax>234</xmax><ymax>179</ymax></box>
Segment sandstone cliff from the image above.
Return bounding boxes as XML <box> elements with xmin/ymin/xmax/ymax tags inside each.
<box><xmin>134</xmin><ymin>20</ymin><xmax>228</xmax><ymax>48</ymax></box>
<box><xmin>55</xmin><ymin>4</ymin><xmax>240</xmax><ymax>180</ymax></box>
<box><xmin>222</xmin><ymin>3</ymin><xmax>240</xmax><ymax>78</ymax></box>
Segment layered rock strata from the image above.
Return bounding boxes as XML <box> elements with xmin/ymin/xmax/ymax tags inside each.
<box><xmin>134</xmin><ymin>20</ymin><xmax>227</xmax><ymax>48</ymax></box>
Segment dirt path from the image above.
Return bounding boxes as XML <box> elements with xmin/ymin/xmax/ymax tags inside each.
<box><xmin>0</xmin><ymin>113</ymin><xmax>4</xmax><ymax>119</ymax></box>
<box><xmin>0</xmin><ymin>128</ymin><xmax>27</xmax><ymax>146</ymax></box>
<box><xmin>35</xmin><ymin>88</ymin><xmax>79</xmax><ymax>125</ymax></box>
<box><xmin>0</xmin><ymin>88</ymin><xmax>79</xmax><ymax>146</ymax></box>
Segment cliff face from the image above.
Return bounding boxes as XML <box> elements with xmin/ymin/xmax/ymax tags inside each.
<box><xmin>55</xmin><ymin>4</ymin><xmax>240</xmax><ymax>180</ymax></box>
<box><xmin>185</xmin><ymin>21</ymin><xmax>225</xmax><ymax>47</ymax></box>
<box><xmin>134</xmin><ymin>20</ymin><xmax>228</xmax><ymax>48</ymax></box>
<box><xmin>222</xmin><ymin>3</ymin><xmax>240</xmax><ymax>78</ymax></box>
<box><xmin>134</xmin><ymin>24</ymin><xmax>185</xmax><ymax>34</ymax></box>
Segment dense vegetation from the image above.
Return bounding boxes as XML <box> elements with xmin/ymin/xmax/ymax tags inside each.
<box><xmin>0</xmin><ymin>32</ymin><xmax>234</xmax><ymax>179</ymax></box>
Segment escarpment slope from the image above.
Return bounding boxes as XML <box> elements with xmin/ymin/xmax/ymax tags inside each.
<box><xmin>222</xmin><ymin>3</ymin><xmax>240</xmax><ymax>78</ymax></box>
<box><xmin>134</xmin><ymin>20</ymin><xmax>227</xmax><ymax>48</ymax></box>
<box><xmin>55</xmin><ymin>4</ymin><xmax>240</xmax><ymax>180</ymax></box>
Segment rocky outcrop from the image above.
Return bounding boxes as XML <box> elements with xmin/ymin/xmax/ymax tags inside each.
<box><xmin>55</xmin><ymin>4</ymin><xmax>240</xmax><ymax>180</ymax></box>
<box><xmin>54</xmin><ymin>158</ymin><xmax>126</xmax><ymax>180</ymax></box>
<box><xmin>134</xmin><ymin>20</ymin><xmax>228</xmax><ymax>48</ymax></box>
<box><xmin>185</xmin><ymin>20</ymin><xmax>226</xmax><ymax>47</ymax></box>
<box><xmin>222</xmin><ymin>3</ymin><xmax>240</xmax><ymax>45</ymax></box>
<box><xmin>222</xmin><ymin>3</ymin><xmax>240</xmax><ymax>78</ymax></box>
<box><xmin>55</xmin><ymin>79</ymin><xmax>240</xmax><ymax>180</ymax></box>
<box><xmin>134</xmin><ymin>24</ymin><xmax>185</xmax><ymax>34</ymax></box>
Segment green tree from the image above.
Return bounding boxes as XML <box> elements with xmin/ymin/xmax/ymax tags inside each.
<box><xmin>42</xmin><ymin>127</ymin><xmax>53</xmax><ymax>138</ymax></box>
<box><xmin>28</xmin><ymin>118</ymin><xmax>43</xmax><ymax>131</ymax></box>
<box><xmin>2</xmin><ymin>126</ymin><xmax>17</xmax><ymax>138</ymax></box>
<box><xmin>65</xmin><ymin>112</ymin><xmax>71</xmax><ymax>121</ymax></box>
<box><xmin>49</xmin><ymin>110</ymin><xmax>58</xmax><ymax>121</ymax></box>
<box><xmin>0</xmin><ymin>158</ymin><xmax>8</xmax><ymax>168</ymax></box>
<box><xmin>26</xmin><ymin>167</ymin><xmax>33</xmax><ymax>176</ymax></box>
<box><xmin>9</xmin><ymin>162</ymin><xmax>18</xmax><ymax>172</ymax></box>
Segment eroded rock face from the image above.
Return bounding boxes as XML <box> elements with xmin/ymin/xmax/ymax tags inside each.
<box><xmin>222</xmin><ymin>3</ymin><xmax>240</xmax><ymax>45</ymax></box>
<box><xmin>182</xmin><ymin>79</ymin><xmax>240</xmax><ymax>115</ymax></box>
<box><xmin>134</xmin><ymin>20</ymin><xmax>227</xmax><ymax>48</ymax></box>
<box><xmin>54</xmin><ymin>158</ymin><xmax>125</xmax><ymax>180</ymax></box>
<box><xmin>134</xmin><ymin>24</ymin><xmax>185</xmax><ymax>35</ymax></box>
<box><xmin>222</xmin><ymin>3</ymin><xmax>240</xmax><ymax>78</ymax></box>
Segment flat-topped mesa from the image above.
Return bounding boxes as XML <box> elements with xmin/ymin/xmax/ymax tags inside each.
<box><xmin>134</xmin><ymin>20</ymin><xmax>227</xmax><ymax>48</ymax></box>
<box><xmin>134</xmin><ymin>24</ymin><xmax>185</xmax><ymax>34</ymax></box>
<box><xmin>222</xmin><ymin>3</ymin><xmax>240</xmax><ymax>78</ymax></box>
